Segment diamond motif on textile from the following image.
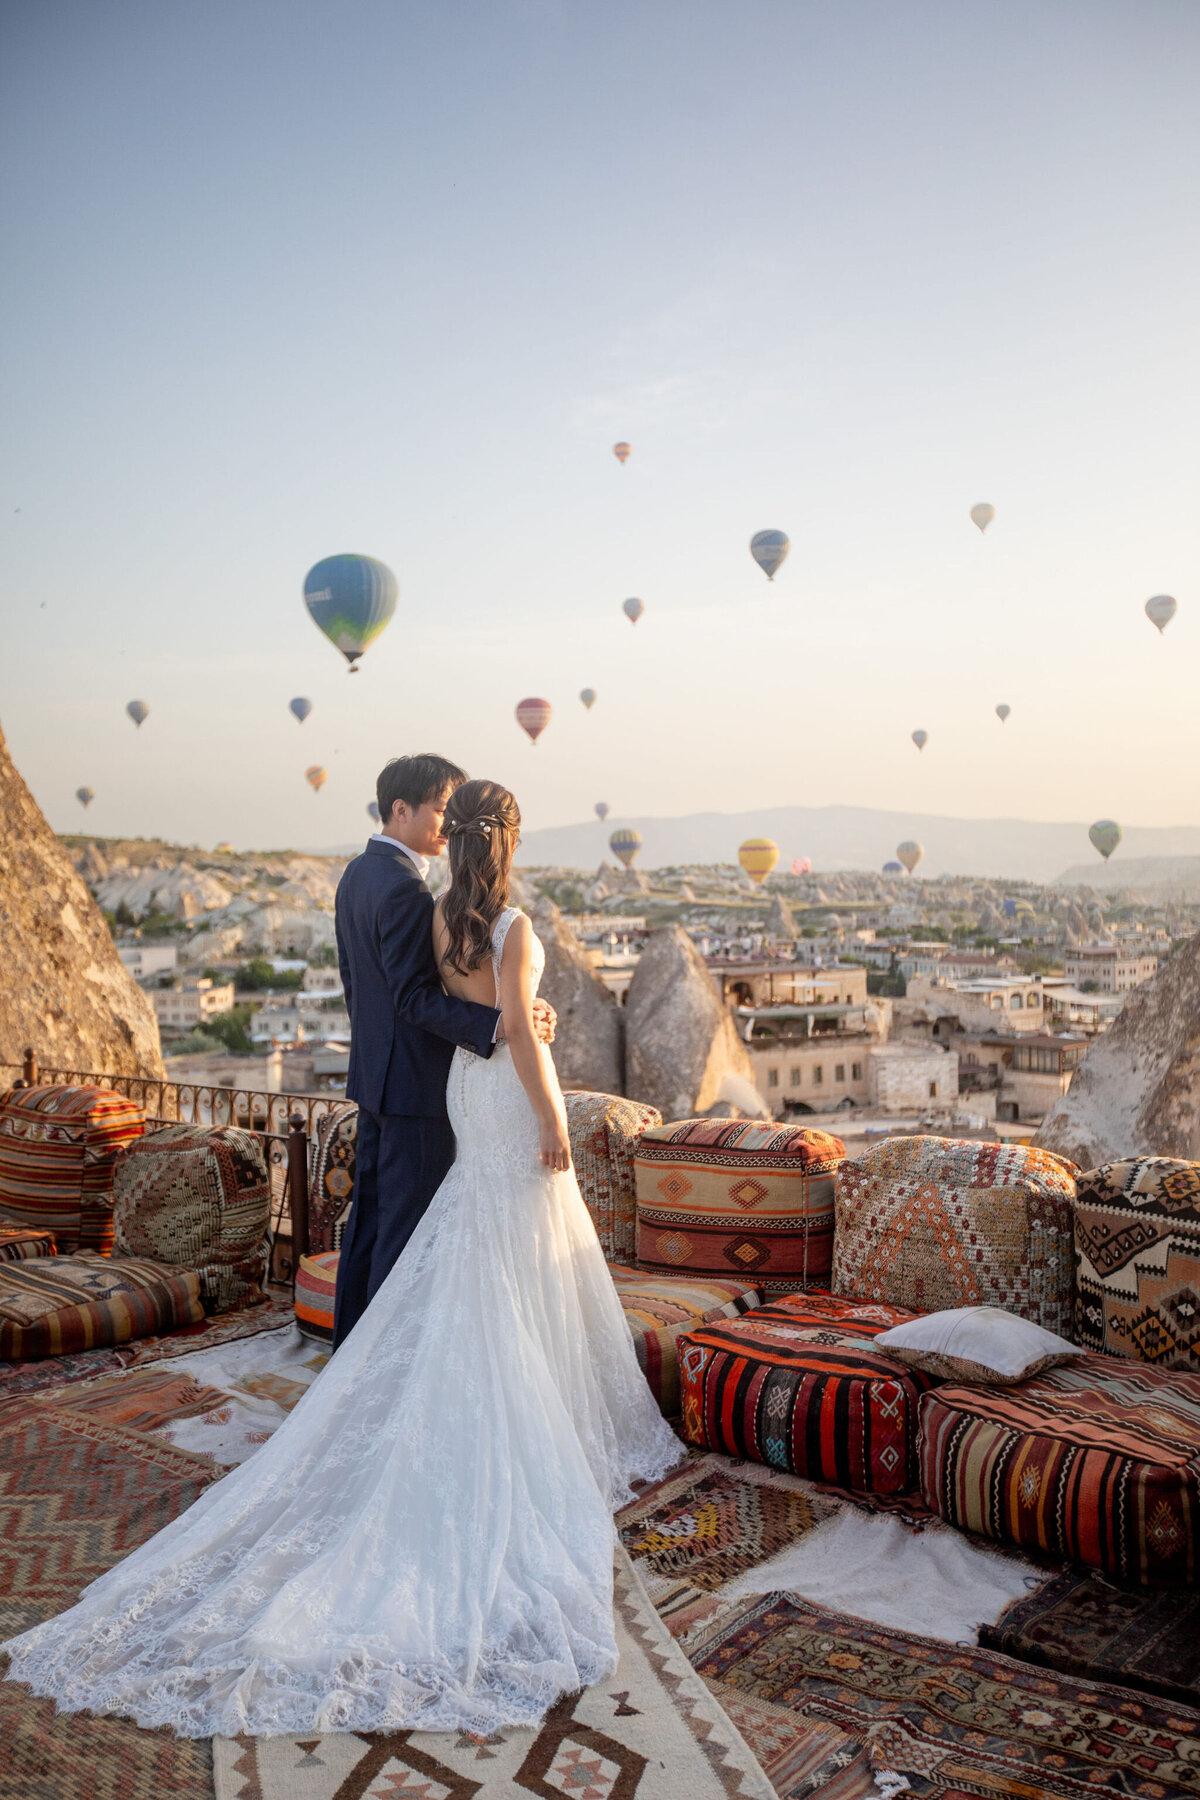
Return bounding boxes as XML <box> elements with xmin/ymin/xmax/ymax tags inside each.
<box><xmin>1159</xmin><ymin>1167</ymin><xmax>1200</xmax><ymax>1208</ymax></box>
<box><xmin>655</xmin><ymin>1173</ymin><xmax>693</xmax><ymax>1204</ymax></box>
<box><xmin>363</xmin><ymin>1759</ymin><xmax>456</xmax><ymax>1798</ymax></box>
<box><xmin>728</xmin><ymin>1177</ymin><xmax>770</xmax><ymax>1212</ymax></box>
<box><xmin>515</xmin><ymin>1698</ymin><xmax>647</xmax><ymax>1800</ymax></box>
<box><xmin>1162</xmin><ymin>1286</ymin><xmax>1200</xmax><ymax>1345</ymax></box>
<box><xmin>326</xmin><ymin>1167</ymin><xmax>353</xmax><ymax>1199</ymax></box>
<box><xmin>1146</xmin><ymin>1500</ymin><xmax>1186</xmax><ymax>1559</ymax></box>
<box><xmin>1128</xmin><ymin>1307</ymin><xmax>1178</xmax><ymax>1363</ymax></box>
<box><xmin>724</xmin><ymin>1236</ymin><xmax>769</xmax><ymax>1272</ymax></box>
<box><xmin>544</xmin><ymin>1740</ymin><xmax>622</xmax><ymax>1799</ymax></box>
<box><xmin>653</xmin><ymin>1231</ymin><xmax>692</xmax><ymax>1265</ymax></box>
<box><xmin>1018</xmin><ymin>1465</ymin><xmax>1042</xmax><ymax>1506</ymax></box>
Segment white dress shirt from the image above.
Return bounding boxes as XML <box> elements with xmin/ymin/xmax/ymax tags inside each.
<box><xmin>371</xmin><ymin>832</ymin><xmax>430</xmax><ymax>881</ymax></box>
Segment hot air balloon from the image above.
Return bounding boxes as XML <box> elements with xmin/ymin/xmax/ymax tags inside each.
<box><xmin>911</xmin><ymin>729</ymin><xmax>928</xmax><ymax>752</ymax></box>
<box><xmin>739</xmin><ymin>838</ymin><xmax>779</xmax><ymax>884</ymax></box>
<box><xmin>896</xmin><ymin>840</ymin><xmax>924</xmax><ymax>875</ymax></box>
<box><xmin>623</xmin><ymin>597</ymin><xmax>644</xmax><ymax>625</ymax></box>
<box><xmin>303</xmin><ymin>553</ymin><xmax>398</xmax><ymax>672</ymax></box>
<box><xmin>995</xmin><ymin>704</ymin><xmax>1011</xmax><ymax>723</ymax></box>
<box><xmin>579</xmin><ymin>688</ymin><xmax>597</xmax><ymax>710</ymax></box>
<box><xmin>791</xmin><ymin>856</ymin><xmax>811</xmax><ymax>875</ymax></box>
<box><xmin>126</xmin><ymin>700</ymin><xmax>149</xmax><ymax>728</ymax></box>
<box><xmin>289</xmin><ymin>697</ymin><xmax>313</xmax><ymax>724</ymax></box>
<box><xmin>367</xmin><ymin>800</ymin><xmax>381</xmax><ymax>823</ymax></box>
<box><xmin>749</xmin><ymin>530</ymin><xmax>789</xmax><ymax>581</ymax></box>
<box><xmin>610</xmin><ymin>828</ymin><xmax>642</xmax><ymax>869</ymax></box>
<box><xmin>516</xmin><ymin>697</ymin><xmax>552</xmax><ymax>744</ymax></box>
<box><xmin>970</xmin><ymin>503</ymin><xmax>995</xmax><ymax>534</ymax></box>
<box><xmin>594</xmin><ymin>802</ymin><xmax>609</xmax><ymax>822</ymax></box>
<box><xmin>1089</xmin><ymin>819</ymin><xmax>1122</xmax><ymax>861</ymax></box>
<box><xmin>214</xmin><ymin>841</ymin><xmax>234</xmax><ymax>854</ymax></box>
<box><xmin>75</xmin><ymin>787</ymin><xmax>94</xmax><ymax>810</ymax></box>
<box><xmin>1145</xmin><ymin>594</ymin><xmax>1177</xmax><ymax>635</ymax></box>
<box><xmin>613</xmin><ymin>442</ymin><xmax>631</xmax><ymax>464</ymax></box>
<box><xmin>882</xmin><ymin>860</ymin><xmax>904</xmax><ymax>875</ymax></box>
<box><xmin>305</xmin><ymin>766</ymin><xmax>327</xmax><ymax>793</ymax></box>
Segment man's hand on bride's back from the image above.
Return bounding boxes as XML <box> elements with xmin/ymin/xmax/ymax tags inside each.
<box><xmin>532</xmin><ymin>999</ymin><xmax>556</xmax><ymax>1044</ymax></box>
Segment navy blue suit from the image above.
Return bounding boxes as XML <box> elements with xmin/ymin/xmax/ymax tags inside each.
<box><xmin>331</xmin><ymin>838</ymin><xmax>499</xmax><ymax>1347</ymax></box>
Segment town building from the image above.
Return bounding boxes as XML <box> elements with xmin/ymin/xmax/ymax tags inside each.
<box><xmin>740</xmin><ymin>992</ymin><xmax>889</xmax><ymax>1116</ymax></box>
<box><xmin>710</xmin><ymin>960</ymin><xmax>869</xmax><ymax>1010</ymax></box>
<box><xmin>1040</xmin><ymin>979</ymin><xmax>1124</xmax><ymax>1033</ymax></box>
<box><xmin>150</xmin><ymin>977</ymin><xmax>235</xmax><ymax>1032</ymax></box>
<box><xmin>117</xmin><ymin>941</ymin><xmax>179</xmax><ymax>982</ymax></box>
<box><xmin>866</xmin><ymin>1044</ymin><xmax>958</xmax><ymax>1114</ymax></box>
<box><xmin>955</xmin><ymin>1031</ymin><xmax>1088</xmax><ymax>1123</ymax></box>
<box><xmin>904</xmin><ymin>973</ymin><xmax>1047</xmax><ymax>1034</ymax></box>
<box><xmin>301</xmin><ymin>965</ymin><xmax>344</xmax><ymax>996</ymax></box>
<box><xmin>1062</xmin><ymin>944</ymin><xmax>1159</xmax><ymax>993</ymax></box>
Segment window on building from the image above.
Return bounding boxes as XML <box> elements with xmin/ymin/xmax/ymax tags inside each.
<box><xmin>767</xmin><ymin>1068</ymin><xmax>779</xmax><ymax>1088</ymax></box>
<box><xmin>1027</xmin><ymin>992</ymin><xmax>1039</xmax><ymax>1007</ymax></box>
<box><xmin>928</xmin><ymin>1081</ymin><xmax>938</xmax><ymax>1098</ymax></box>
<box><xmin>813</xmin><ymin>1065</ymin><xmax>823</xmax><ymax>1085</ymax></box>
<box><xmin>790</xmin><ymin>1067</ymin><xmax>801</xmax><ymax>1087</ymax></box>
<box><xmin>1010</xmin><ymin>994</ymin><xmax>1023</xmax><ymax>1009</ymax></box>
<box><xmin>991</xmin><ymin>994</ymin><xmax>1002</xmax><ymax>1008</ymax></box>
<box><xmin>851</xmin><ymin>1062</ymin><xmax>862</xmax><ymax>1080</ymax></box>
<box><xmin>835</xmin><ymin>1063</ymin><xmax>845</xmax><ymax>1082</ymax></box>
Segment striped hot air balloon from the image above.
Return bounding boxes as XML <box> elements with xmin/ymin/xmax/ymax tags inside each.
<box><xmin>305</xmin><ymin>765</ymin><xmax>327</xmax><ymax>793</ymax></box>
<box><xmin>738</xmin><ymin>838</ymin><xmax>779</xmax><ymax>884</ymax></box>
<box><xmin>749</xmin><ymin>530</ymin><xmax>789</xmax><ymax>580</ymax></box>
<box><xmin>303</xmin><ymin>554</ymin><xmax>398</xmax><ymax>671</ymax></box>
<box><xmin>613</xmin><ymin>442</ymin><xmax>631</xmax><ymax>464</ymax></box>
<box><xmin>516</xmin><ymin>697</ymin><xmax>552</xmax><ymax>744</ymax></box>
<box><xmin>1089</xmin><ymin>819</ymin><xmax>1122</xmax><ymax>861</ymax></box>
<box><xmin>609</xmin><ymin>828</ymin><xmax>642</xmax><ymax>868</ymax></box>
<box><xmin>75</xmin><ymin>787</ymin><xmax>94</xmax><ymax>810</ymax></box>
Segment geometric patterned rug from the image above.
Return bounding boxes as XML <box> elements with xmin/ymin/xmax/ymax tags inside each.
<box><xmin>980</xmin><ymin>1566</ymin><xmax>1200</xmax><ymax>1709</ymax></box>
<box><xmin>213</xmin><ymin>1548</ymin><xmax>785</xmax><ymax>1800</ymax></box>
<box><xmin>686</xmin><ymin>1592</ymin><xmax>1200</xmax><ymax>1798</ymax></box>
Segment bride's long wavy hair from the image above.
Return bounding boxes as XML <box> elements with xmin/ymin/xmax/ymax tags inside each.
<box><xmin>439</xmin><ymin>779</ymin><xmax>521</xmax><ymax>976</ymax></box>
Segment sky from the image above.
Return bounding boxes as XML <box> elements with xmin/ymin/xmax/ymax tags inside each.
<box><xmin>2</xmin><ymin>0</ymin><xmax>1198</xmax><ymax>858</ymax></box>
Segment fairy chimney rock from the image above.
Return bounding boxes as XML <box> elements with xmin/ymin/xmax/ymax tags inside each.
<box><xmin>0</xmin><ymin>721</ymin><xmax>165</xmax><ymax>1079</ymax></box>
<box><xmin>625</xmin><ymin>925</ymin><xmax>766</xmax><ymax>1121</ymax></box>
<box><xmin>529</xmin><ymin>897</ymin><xmax>623</xmax><ymax>1095</ymax></box>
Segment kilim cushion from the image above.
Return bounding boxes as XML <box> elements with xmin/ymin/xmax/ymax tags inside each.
<box><xmin>308</xmin><ymin>1101</ymin><xmax>359</xmax><ymax>1255</ymax></box>
<box><xmin>634</xmin><ymin>1120</ymin><xmax>846</xmax><ymax>1295</ymax></box>
<box><xmin>919</xmin><ymin>1353</ymin><xmax>1200</xmax><ymax>1586</ymax></box>
<box><xmin>832</xmin><ymin>1135</ymin><xmax>1079</xmax><ymax>1336</ymax></box>
<box><xmin>0</xmin><ymin>1252</ymin><xmax>205</xmax><ymax>1360</ymax></box>
<box><xmin>678</xmin><ymin>1293</ymin><xmax>934</xmax><ymax>1493</ymax></box>
<box><xmin>112</xmin><ymin>1124</ymin><xmax>270</xmax><ymax>1314</ymax></box>
<box><xmin>0</xmin><ymin>1226</ymin><xmax>57</xmax><ymax>1263</ymax></box>
<box><xmin>607</xmin><ymin>1265</ymin><xmax>763</xmax><ymax>1415</ymax></box>
<box><xmin>295</xmin><ymin>1249</ymin><xmax>340</xmax><ymax>1342</ymax></box>
<box><xmin>1072</xmin><ymin>1158</ymin><xmax>1200</xmax><ymax>1371</ymax></box>
<box><xmin>0</xmin><ymin>1084</ymin><xmax>145</xmax><ymax>1256</ymax></box>
<box><xmin>565</xmin><ymin>1091</ymin><xmax>662</xmax><ymax>1263</ymax></box>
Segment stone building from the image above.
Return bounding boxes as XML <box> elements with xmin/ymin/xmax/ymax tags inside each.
<box><xmin>1063</xmin><ymin>943</ymin><xmax>1158</xmax><ymax>993</ymax></box>
<box><xmin>151</xmin><ymin>977</ymin><xmax>236</xmax><ymax>1033</ymax></box>
<box><xmin>866</xmin><ymin>1044</ymin><xmax>957</xmax><ymax>1114</ymax></box>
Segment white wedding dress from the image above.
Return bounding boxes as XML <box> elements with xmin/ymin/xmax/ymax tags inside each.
<box><xmin>2</xmin><ymin>909</ymin><xmax>682</xmax><ymax>1737</ymax></box>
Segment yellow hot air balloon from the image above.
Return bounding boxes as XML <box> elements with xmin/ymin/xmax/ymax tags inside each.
<box><xmin>613</xmin><ymin>442</ymin><xmax>631</xmax><ymax>464</ymax></box>
<box><xmin>305</xmin><ymin>765</ymin><xmax>327</xmax><ymax>793</ymax></box>
<box><xmin>738</xmin><ymin>837</ymin><xmax>779</xmax><ymax>885</ymax></box>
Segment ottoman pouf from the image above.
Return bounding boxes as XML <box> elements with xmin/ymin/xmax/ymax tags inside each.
<box><xmin>112</xmin><ymin>1124</ymin><xmax>271</xmax><ymax>1314</ymax></box>
<box><xmin>833</xmin><ymin>1136</ymin><xmax>1079</xmax><ymax>1336</ymax></box>
<box><xmin>607</xmin><ymin>1265</ymin><xmax>762</xmax><ymax>1414</ymax></box>
<box><xmin>1073</xmin><ymin>1157</ymin><xmax>1200</xmax><ymax>1371</ymax></box>
<box><xmin>0</xmin><ymin>1226</ymin><xmax>57</xmax><ymax>1263</ymax></box>
<box><xmin>919</xmin><ymin>1353</ymin><xmax>1200</xmax><ymax>1586</ymax></box>
<box><xmin>0</xmin><ymin>1084</ymin><xmax>145</xmax><ymax>1256</ymax></box>
<box><xmin>296</xmin><ymin>1250</ymin><xmax>340</xmax><ymax>1342</ymax></box>
<box><xmin>308</xmin><ymin>1102</ymin><xmax>359</xmax><ymax>1256</ymax></box>
<box><xmin>0</xmin><ymin>1251</ymin><xmax>205</xmax><ymax>1360</ymax></box>
<box><xmin>635</xmin><ymin>1119</ymin><xmax>846</xmax><ymax>1295</ymax></box>
<box><xmin>678</xmin><ymin>1292</ymin><xmax>934</xmax><ymax>1493</ymax></box>
<box><xmin>565</xmin><ymin>1091</ymin><xmax>662</xmax><ymax>1263</ymax></box>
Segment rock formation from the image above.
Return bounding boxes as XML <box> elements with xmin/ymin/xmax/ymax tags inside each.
<box><xmin>0</xmin><ymin>722</ymin><xmax>165</xmax><ymax>1079</ymax></box>
<box><xmin>1034</xmin><ymin>930</ymin><xmax>1200</xmax><ymax>1166</ymax></box>
<box><xmin>765</xmin><ymin>893</ymin><xmax>795</xmax><ymax>940</ymax></box>
<box><xmin>529</xmin><ymin>898</ymin><xmax>623</xmax><ymax>1095</ymax></box>
<box><xmin>624</xmin><ymin>926</ymin><xmax>766</xmax><ymax>1121</ymax></box>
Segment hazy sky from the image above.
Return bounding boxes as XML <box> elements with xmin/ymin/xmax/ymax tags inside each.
<box><xmin>2</xmin><ymin>0</ymin><xmax>1197</xmax><ymax>856</ymax></box>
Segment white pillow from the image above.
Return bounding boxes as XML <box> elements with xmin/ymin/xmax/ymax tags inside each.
<box><xmin>874</xmin><ymin>1306</ymin><xmax>1083</xmax><ymax>1386</ymax></box>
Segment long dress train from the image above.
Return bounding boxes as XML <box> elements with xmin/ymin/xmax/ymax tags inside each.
<box><xmin>1</xmin><ymin>909</ymin><xmax>682</xmax><ymax>1737</ymax></box>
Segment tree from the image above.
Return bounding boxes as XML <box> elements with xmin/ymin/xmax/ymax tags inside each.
<box><xmin>199</xmin><ymin>1005</ymin><xmax>255</xmax><ymax>1054</ymax></box>
<box><xmin>237</xmin><ymin>958</ymin><xmax>303</xmax><ymax>991</ymax></box>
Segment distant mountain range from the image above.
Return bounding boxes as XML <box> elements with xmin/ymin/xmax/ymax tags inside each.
<box><xmin>507</xmin><ymin>806</ymin><xmax>1200</xmax><ymax>885</ymax></box>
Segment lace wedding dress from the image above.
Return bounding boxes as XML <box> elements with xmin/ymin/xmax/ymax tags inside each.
<box><xmin>2</xmin><ymin>908</ymin><xmax>682</xmax><ymax>1737</ymax></box>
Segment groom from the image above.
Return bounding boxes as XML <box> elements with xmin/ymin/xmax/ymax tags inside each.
<box><xmin>331</xmin><ymin>752</ymin><xmax>555</xmax><ymax>1348</ymax></box>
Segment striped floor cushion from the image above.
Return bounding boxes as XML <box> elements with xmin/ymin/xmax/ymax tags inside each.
<box><xmin>0</xmin><ymin>1227</ymin><xmax>57</xmax><ymax>1263</ymax></box>
<box><xmin>1073</xmin><ymin>1158</ymin><xmax>1200</xmax><ymax>1370</ymax></box>
<box><xmin>606</xmin><ymin>1266</ymin><xmax>762</xmax><ymax>1414</ymax></box>
<box><xmin>919</xmin><ymin>1353</ymin><xmax>1200</xmax><ymax>1587</ymax></box>
<box><xmin>0</xmin><ymin>1084</ymin><xmax>145</xmax><ymax>1256</ymax></box>
<box><xmin>634</xmin><ymin>1120</ymin><xmax>846</xmax><ymax>1295</ymax></box>
<box><xmin>0</xmin><ymin>1252</ymin><xmax>205</xmax><ymax>1360</ymax></box>
<box><xmin>565</xmin><ymin>1091</ymin><xmax>662</xmax><ymax>1264</ymax></box>
<box><xmin>678</xmin><ymin>1292</ymin><xmax>933</xmax><ymax>1494</ymax></box>
<box><xmin>296</xmin><ymin>1250</ymin><xmax>340</xmax><ymax>1342</ymax></box>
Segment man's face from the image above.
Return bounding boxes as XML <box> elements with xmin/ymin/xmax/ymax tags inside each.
<box><xmin>393</xmin><ymin>787</ymin><xmax>454</xmax><ymax>856</ymax></box>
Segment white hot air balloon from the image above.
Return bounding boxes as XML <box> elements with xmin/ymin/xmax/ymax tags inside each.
<box><xmin>896</xmin><ymin>840</ymin><xmax>924</xmax><ymax>875</ymax></box>
<box><xmin>970</xmin><ymin>503</ymin><xmax>995</xmax><ymax>534</ymax></box>
<box><xmin>1145</xmin><ymin>594</ymin><xmax>1177</xmax><ymax>635</ymax></box>
<box><xmin>911</xmin><ymin>729</ymin><xmax>928</xmax><ymax>752</ymax></box>
<box><xmin>995</xmin><ymin>704</ymin><xmax>1011</xmax><ymax>723</ymax></box>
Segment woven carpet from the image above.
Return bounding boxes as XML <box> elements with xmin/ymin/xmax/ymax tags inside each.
<box><xmin>687</xmin><ymin>1592</ymin><xmax>1200</xmax><ymax>1798</ymax></box>
<box><xmin>980</xmin><ymin>1566</ymin><xmax>1200</xmax><ymax>1709</ymax></box>
<box><xmin>213</xmin><ymin>1548</ymin><xmax>787</xmax><ymax>1800</ymax></box>
<box><xmin>0</xmin><ymin>1406</ymin><xmax>219</xmax><ymax>1799</ymax></box>
<box><xmin>14</xmin><ymin>1365</ymin><xmax>235</xmax><ymax>1434</ymax></box>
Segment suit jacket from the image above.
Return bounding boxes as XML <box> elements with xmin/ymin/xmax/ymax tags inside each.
<box><xmin>336</xmin><ymin>838</ymin><xmax>500</xmax><ymax>1117</ymax></box>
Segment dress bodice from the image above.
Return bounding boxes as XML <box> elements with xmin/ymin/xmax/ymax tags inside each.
<box><xmin>490</xmin><ymin>906</ymin><xmax>544</xmax><ymax>1000</ymax></box>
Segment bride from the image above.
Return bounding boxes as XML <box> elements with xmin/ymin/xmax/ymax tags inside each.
<box><xmin>2</xmin><ymin>779</ymin><xmax>682</xmax><ymax>1738</ymax></box>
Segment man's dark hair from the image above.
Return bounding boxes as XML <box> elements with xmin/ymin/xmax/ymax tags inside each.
<box><xmin>376</xmin><ymin>754</ymin><xmax>468</xmax><ymax>827</ymax></box>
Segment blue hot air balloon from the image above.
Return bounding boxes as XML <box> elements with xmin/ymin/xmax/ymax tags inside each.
<box><xmin>750</xmin><ymin>529</ymin><xmax>790</xmax><ymax>580</ymax></box>
<box><xmin>289</xmin><ymin>697</ymin><xmax>313</xmax><ymax>724</ymax></box>
<box><xmin>303</xmin><ymin>554</ymin><xmax>398</xmax><ymax>672</ymax></box>
<box><xmin>126</xmin><ymin>699</ymin><xmax>149</xmax><ymax>728</ymax></box>
<box><xmin>882</xmin><ymin>860</ymin><xmax>903</xmax><ymax>875</ymax></box>
<box><xmin>367</xmin><ymin>800</ymin><xmax>381</xmax><ymax>823</ymax></box>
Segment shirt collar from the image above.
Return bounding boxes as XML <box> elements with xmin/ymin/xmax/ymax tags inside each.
<box><xmin>371</xmin><ymin>833</ymin><xmax>430</xmax><ymax>881</ymax></box>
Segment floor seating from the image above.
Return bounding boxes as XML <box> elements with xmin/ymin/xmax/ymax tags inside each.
<box><xmin>564</xmin><ymin>1091</ymin><xmax>662</xmax><ymax>1263</ymax></box>
<box><xmin>919</xmin><ymin>1351</ymin><xmax>1200</xmax><ymax>1586</ymax></box>
<box><xmin>0</xmin><ymin>1250</ymin><xmax>205</xmax><ymax>1359</ymax></box>
<box><xmin>832</xmin><ymin>1135</ymin><xmax>1079</xmax><ymax>1336</ymax></box>
<box><xmin>0</xmin><ymin>1226</ymin><xmax>57</xmax><ymax>1263</ymax></box>
<box><xmin>307</xmin><ymin>1101</ymin><xmax>359</xmax><ymax>1255</ymax></box>
<box><xmin>1072</xmin><ymin>1157</ymin><xmax>1200</xmax><ymax>1370</ymax></box>
<box><xmin>634</xmin><ymin>1119</ymin><xmax>846</xmax><ymax>1295</ymax></box>
<box><xmin>296</xmin><ymin>1248</ymin><xmax>339</xmax><ymax>1342</ymax></box>
<box><xmin>112</xmin><ymin>1123</ymin><xmax>271</xmax><ymax>1313</ymax></box>
<box><xmin>0</xmin><ymin>1083</ymin><xmax>145</xmax><ymax>1256</ymax></box>
<box><xmin>677</xmin><ymin>1292</ymin><xmax>935</xmax><ymax>1493</ymax></box>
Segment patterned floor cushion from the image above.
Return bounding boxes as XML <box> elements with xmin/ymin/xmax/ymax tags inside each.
<box><xmin>308</xmin><ymin>1102</ymin><xmax>359</xmax><ymax>1255</ymax></box>
<box><xmin>606</xmin><ymin>1266</ymin><xmax>762</xmax><ymax>1414</ymax></box>
<box><xmin>634</xmin><ymin>1120</ymin><xmax>846</xmax><ymax>1295</ymax></box>
<box><xmin>0</xmin><ymin>1252</ymin><xmax>205</xmax><ymax>1360</ymax></box>
<box><xmin>832</xmin><ymin>1136</ymin><xmax>1079</xmax><ymax>1336</ymax></box>
<box><xmin>919</xmin><ymin>1353</ymin><xmax>1200</xmax><ymax>1586</ymax></box>
<box><xmin>678</xmin><ymin>1293</ymin><xmax>933</xmax><ymax>1493</ymax></box>
<box><xmin>296</xmin><ymin>1249</ymin><xmax>340</xmax><ymax>1342</ymax></box>
<box><xmin>564</xmin><ymin>1091</ymin><xmax>662</xmax><ymax>1263</ymax></box>
<box><xmin>113</xmin><ymin>1125</ymin><xmax>270</xmax><ymax>1313</ymax></box>
<box><xmin>1073</xmin><ymin>1158</ymin><xmax>1200</xmax><ymax>1371</ymax></box>
<box><xmin>0</xmin><ymin>1226</ymin><xmax>57</xmax><ymax>1263</ymax></box>
<box><xmin>0</xmin><ymin>1084</ymin><xmax>145</xmax><ymax>1256</ymax></box>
